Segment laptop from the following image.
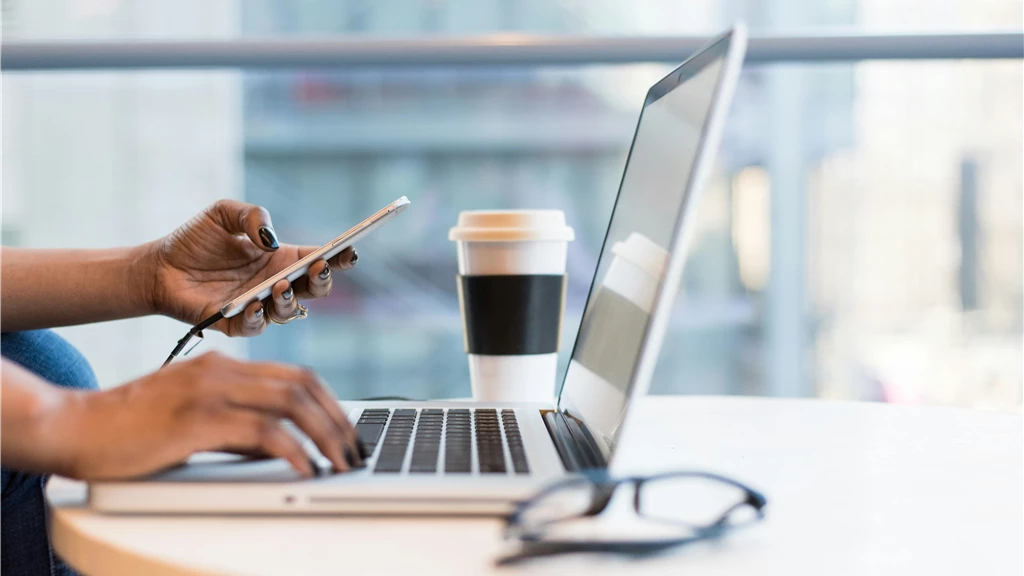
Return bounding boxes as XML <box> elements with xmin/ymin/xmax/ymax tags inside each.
<box><xmin>90</xmin><ymin>25</ymin><xmax>747</xmax><ymax>515</ymax></box>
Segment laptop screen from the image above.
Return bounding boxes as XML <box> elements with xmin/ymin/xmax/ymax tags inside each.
<box><xmin>556</xmin><ymin>33</ymin><xmax>738</xmax><ymax>459</ymax></box>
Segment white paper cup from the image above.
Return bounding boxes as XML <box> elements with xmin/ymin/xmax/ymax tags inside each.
<box><xmin>450</xmin><ymin>210</ymin><xmax>574</xmax><ymax>403</ymax></box>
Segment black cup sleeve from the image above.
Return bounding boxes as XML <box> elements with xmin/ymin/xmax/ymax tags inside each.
<box><xmin>458</xmin><ymin>274</ymin><xmax>565</xmax><ymax>355</ymax></box>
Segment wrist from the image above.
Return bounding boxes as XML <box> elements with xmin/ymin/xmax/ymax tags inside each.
<box><xmin>128</xmin><ymin>241</ymin><xmax>161</xmax><ymax>316</ymax></box>
<box><xmin>25</xmin><ymin>387</ymin><xmax>88</xmax><ymax>478</ymax></box>
<box><xmin>40</xmin><ymin>387</ymin><xmax>128</xmax><ymax>480</ymax></box>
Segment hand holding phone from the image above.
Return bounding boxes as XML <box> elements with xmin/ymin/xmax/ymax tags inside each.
<box><xmin>220</xmin><ymin>196</ymin><xmax>411</xmax><ymax>319</ymax></box>
<box><xmin>162</xmin><ymin>196</ymin><xmax>411</xmax><ymax>367</ymax></box>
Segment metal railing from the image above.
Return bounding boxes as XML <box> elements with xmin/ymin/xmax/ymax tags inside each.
<box><xmin>2</xmin><ymin>32</ymin><xmax>1022</xmax><ymax>70</ymax></box>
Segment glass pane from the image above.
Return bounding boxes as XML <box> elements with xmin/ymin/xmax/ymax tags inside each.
<box><xmin>2</xmin><ymin>2</ymin><xmax>1020</xmax><ymax>411</ymax></box>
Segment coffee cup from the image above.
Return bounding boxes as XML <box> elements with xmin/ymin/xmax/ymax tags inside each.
<box><xmin>449</xmin><ymin>210</ymin><xmax>574</xmax><ymax>402</ymax></box>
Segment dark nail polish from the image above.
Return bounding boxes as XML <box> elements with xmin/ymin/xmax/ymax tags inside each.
<box><xmin>258</xmin><ymin>227</ymin><xmax>279</xmax><ymax>250</ymax></box>
<box><xmin>318</xmin><ymin>262</ymin><xmax>331</xmax><ymax>280</ymax></box>
<box><xmin>282</xmin><ymin>287</ymin><xmax>293</xmax><ymax>301</ymax></box>
<box><xmin>357</xmin><ymin>439</ymin><xmax>369</xmax><ymax>460</ymax></box>
<box><xmin>350</xmin><ymin>250</ymin><xmax>359</xmax><ymax>265</ymax></box>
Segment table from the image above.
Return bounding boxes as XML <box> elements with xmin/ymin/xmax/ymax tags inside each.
<box><xmin>47</xmin><ymin>397</ymin><xmax>1023</xmax><ymax>576</ymax></box>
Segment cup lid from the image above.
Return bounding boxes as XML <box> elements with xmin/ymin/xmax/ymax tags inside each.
<box><xmin>449</xmin><ymin>210</ymin><xmax>575</xmax><ymax>242</ymax></box>
<box><xmin>611</xmin><ymin>232</ymin><xmax>669</xmax><ymax>281</ymax></box>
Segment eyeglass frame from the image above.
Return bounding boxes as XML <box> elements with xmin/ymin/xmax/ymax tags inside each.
<box><xmin>499</xmin><ymin>469</ymin><xmax>767</xmax><ymax>565</ymax></box>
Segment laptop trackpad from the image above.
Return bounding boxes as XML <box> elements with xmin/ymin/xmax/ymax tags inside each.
<box><xmin>146</xmin><ymin>453</ymin><xmax>306</xmax><ymax>483</ymax></box>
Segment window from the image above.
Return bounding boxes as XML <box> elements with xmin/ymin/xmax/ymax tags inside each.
<box><xmin>3</xmin><ymin>0</ymin><xmax>1021</xmax><ymax>410</ymax></box>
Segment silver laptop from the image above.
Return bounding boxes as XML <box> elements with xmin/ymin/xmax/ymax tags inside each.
<box><xmin>90</xmin><ymin>25</ymin><xmax>747</xmax><ymax>515</ymax></box>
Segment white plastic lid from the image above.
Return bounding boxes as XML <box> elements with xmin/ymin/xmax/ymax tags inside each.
<box><xmin>611</xmin><ymin>232</ymin><xmax>669</xmax><ymax>281</ymax></box>
<box><xmin>449</xmin><ymin>210</ymin><xmax>575</xmax><ymax>242</ymax></box>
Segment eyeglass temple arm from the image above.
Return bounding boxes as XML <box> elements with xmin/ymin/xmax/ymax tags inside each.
<box><xmin>160</xmin><ymin>310</ymin><xmax>225</xmax><ymax>368</ymax></box>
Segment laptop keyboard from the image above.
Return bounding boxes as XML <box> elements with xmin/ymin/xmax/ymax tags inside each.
<box><xmin>355</xmin><ymin>408</ymin><xmax>529</xmax><ymax>475</ymax></box>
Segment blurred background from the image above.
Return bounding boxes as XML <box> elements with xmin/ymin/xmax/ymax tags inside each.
<box><xmin>2</xmin><ymin>0</ymin><xmax>1021</xmax><ymax>410</ymax></box>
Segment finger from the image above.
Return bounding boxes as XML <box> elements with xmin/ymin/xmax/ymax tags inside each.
<box><xmin>289</xmin><ymin>247</ymin><xmax>352</xmax><ymax>299</ymax></box>
<box><xmin>226</xmin><ymin>300</ymin><xmax>267</xmax><ymax>337</ymax></box>
<box><xmin>329</xmin><ymin>246</ymin><xmax>358</xmax><ymax>271</ymax></box>
<box><xmin>210</xmin><ymin>411</ymin><xmax>313</xmax><ymax>478</ymax></box>
<box><xmin>269</xmin><ymin>279</ymin><xmax>298</xmax><ymax>322</ymax></box>
<box><xmin>295</xmin><ymin>245</ymin><xmax>357</xmax><ymax>270</ymax></box>
<box><xmin>297</xmin><ymin>369</ymin><xmax>363</xmax><ymax>466</ymax></box>
<box><xmin>303</xmin><ymin>259</ymin><xmax>332</xmax><ymax>300</ymax></box>
<box><xmin>221</xmin><ymin>370</ymin><xmax>350</xmax><ymax>472</ymax></box>
<box><xmin>222</xmin><ymin>448</ymin><xmax>273</xmax><ymax>460</ymax></box>
<box><xmin>209</xmin><ymin>199</ymin><xmax>280</xmax><ymax>252</ymax></box>
<box><xmin>225</xmin><ymin>362</ymin><xmax>360</xmax><ymax>468</ymax></box>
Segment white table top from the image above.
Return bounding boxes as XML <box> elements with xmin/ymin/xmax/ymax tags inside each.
<box><xmin>48</xmin><ymin>396</ymin><xmax>1023</xmax><ymax>576</ymax></box>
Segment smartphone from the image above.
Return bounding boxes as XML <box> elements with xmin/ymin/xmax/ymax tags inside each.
<box><xmin>219</xmin><ymin>196</ymin><xmax>411</xmax><ymax>319</ymax></box>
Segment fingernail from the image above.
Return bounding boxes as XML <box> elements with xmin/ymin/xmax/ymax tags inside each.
<box><xmin>282</xmin><ymin>287</ymin><xmax>293</xmax><ymax>301</ymax></box>
<box><xmin>318</xmin><ymin>262</ymin><xmax>331</xmax><ymax>280</ymax></box>
<box><xmin>253</xmin><ymin>307</ymin><xmax>264</xmax><ymax>320</ymax></box>
<box><xmin>357</xmin><ymin>440</ymin><xmax>369</xmax><ymax>460</ymax></box>
<box><xmin>258</xmin><ymin>227</ymin><xmax>279</xmax><ymax>250</ymax></box>
<box><xmin>350</xmin><ymin>250</ymin><xmax>359</xmax><ymax>265</ymax></box>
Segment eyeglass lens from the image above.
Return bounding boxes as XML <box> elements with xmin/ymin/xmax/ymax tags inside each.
<box><xmin>637</xmin><ymin>475</ymin><xmax>756</xmax><ymax>527</ymax></box>
<box><xmin>517</xmin><ymin>479</ymin><xmax>597</xmax><ymax>529</ymax></box>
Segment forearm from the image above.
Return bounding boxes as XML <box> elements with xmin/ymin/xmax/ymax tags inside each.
<box><xmin>0</xmin><ymin>360</ymin><xmax>82</xmax><ymax>476</ymax></box>
<box><xmin>0</xmin><ymin>244</ymin><xmax>157</xmax><ymax>332</ymax></box>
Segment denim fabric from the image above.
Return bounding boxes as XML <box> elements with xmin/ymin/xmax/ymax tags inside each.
<box><xmin>2</xmin><ymin>330</ymin><xmax>97</xmax><ymax>576</ymax></box>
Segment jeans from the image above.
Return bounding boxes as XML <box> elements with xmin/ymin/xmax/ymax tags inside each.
<box><xmin>2</xmin><ymin>330</ymin><xmax>97</xmax><ymax>576</ymax></box>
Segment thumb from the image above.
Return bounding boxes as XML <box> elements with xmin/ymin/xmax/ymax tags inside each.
<box><xmin>210</xmin><ymin>200</ymin><xmax>279</xmax><ymax>252</ymax></box>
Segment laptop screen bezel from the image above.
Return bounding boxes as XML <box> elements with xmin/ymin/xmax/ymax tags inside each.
<box><xmin>555</xmin><ymin>26</ymin><xmax>748</xmax><ymax>463</ymax></box>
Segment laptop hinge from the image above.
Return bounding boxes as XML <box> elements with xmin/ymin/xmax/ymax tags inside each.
<box><xmin>542</xmin><ymin>411</ymin><xmax>607</xmax><ymax>472</ymax></box>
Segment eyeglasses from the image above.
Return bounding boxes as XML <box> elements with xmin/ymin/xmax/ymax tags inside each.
<box><xmin>499</xmin><ymin>469</ymin><xmax>767</xmax><ymax>566</ymax></box>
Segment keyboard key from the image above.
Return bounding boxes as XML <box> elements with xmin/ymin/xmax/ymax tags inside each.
<box><xmin>475</xmin><ymin>409</ymin><xmax>506</xmax><ymax>474</ymax></box>
<box><xmin>374</xmin><ymin>411</ymin><xmax>414</xmax><ymax>474</ymax></box>
<box><xmin>410</xmin><ymin>411</ymin><xmax>442</xmax><ymax>473</ymax></box>
<box><xmin>355</xmin><ymin>423</ymin><xmax>385</xmax><ymax>449</ymax></box>
<box><xmin>443</xmin><ymin>409</ymin><xmax>472</xmax><ymax>473</ymax></box>
<box><xmin>357</xmin><ymin>410</ymin><xmax>391</xmax><ymax>455</ymax></box>
<box><xmin>502</xmin><ymin>412</ymin><xmax>529</xmax><ymax>474</ymax></box>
